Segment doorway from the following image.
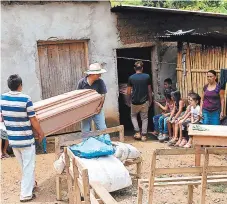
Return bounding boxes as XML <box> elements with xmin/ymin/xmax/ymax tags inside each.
<box><xmin>117</xmin><ymin>47</ymin><xmax>154</xmax><ymax>133</ymax></box>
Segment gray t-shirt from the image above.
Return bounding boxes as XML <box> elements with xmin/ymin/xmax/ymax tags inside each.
<box><xmin>128</xmin><ymin>73</ymin><xmax>152</xmax><ymax>105</ymax></box>
<box><xmin>77</xmin><ymin>76</ymin><xmax>107</xmax><ymax>95</ymax></box>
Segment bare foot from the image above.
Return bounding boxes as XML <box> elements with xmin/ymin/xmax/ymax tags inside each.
<box><xmin>175</xmin><ymin>139</ymin><xmax>182</xmax><ymax>147</ymax></box>
<box><xmin>179</xmin><ymin>139</ymin><xmax>187</xmax><ymax>147</ymax></box>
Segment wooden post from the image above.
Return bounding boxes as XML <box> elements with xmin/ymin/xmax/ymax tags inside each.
<box><xmin>82</xmin><ymin>169</ymin><xmax>91</xmax><ymax>204</ymax></box>
<box><xmin>119</xmin><ymin>125</ymin><xmax>125</xmax><ymax>142</ymax></box>
<box><xmin>195</xmin><ymin>145</ymin><xmax>201</xmax><ymax>167</ymax></box>
<box><xmin>64</xmin><ymin>148</ymin><xmax>74</xmax><ymax>204</ymax></box>
<box><xmin>56</xmin><ymin>176</ymin><xmax>62</xmax><ymax>201</ymax></box>
<box><xmin>148</xmin><ymin>151</ymin><xmax>157</xmax><ymax>204</ymax></box>
<box><xmin>137</xmin><ymin>184</ymin><xmax>143</xmax><ymax>204</ymax></box>
<box><xmin>188</xmin><ymin>185</ymin><xmax>194</xmax><ymax>204</ymax></box>
<box><xmin>186</xmin><ymin>43</ymin><xmax>192</xmax><ymax>93</ymax></box>
<box><xmin>55</xmin><ymin>137</ymin><xmax>60</xmax><ymax>160</ymax></box>
<box><xmin>136</xmin><ymin>159</ymin><xmax>142</xmax><ymax>179</ymax></box>
<box><xmin>73</xmin><ymin>158</ymin><xmax>82</xmax><ymax>204</ymax></box>
<box><xmin>200</xmin><ymin>149</ymin><xmax>209</xmax><ymax>204</ymax></box>
<box><xmin>177</xmin><ymin>42</ymin><xmax>183</xmax><ymax>96</ymax></box>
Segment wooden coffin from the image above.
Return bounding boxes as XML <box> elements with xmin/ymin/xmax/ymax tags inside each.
<box><xmin>34</xmin><ymin>90</ymin><xmax>102</xmax><ymax>136</ymax></box>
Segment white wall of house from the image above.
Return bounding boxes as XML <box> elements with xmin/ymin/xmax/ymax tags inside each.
<box><xmin>1</xmin><ymin>1</ymin><xmax>121</xmax><ymax>126</ymax></box>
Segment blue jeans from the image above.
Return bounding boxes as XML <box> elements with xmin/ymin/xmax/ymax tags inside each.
<box><xmin>153</xmin><ymin>114</ymin><xmax>162</xmax><ymax>132</ymax></box>
<box><xmin>202</xmin><ymin>109</ymin><xmax>220</xmax><ymax>125</ymax></box>
<box><xmin>158</xmin><ymin>115</ymin><xmax>169</xmax><ymax>134</ymax></box>
<box><xmin>81</xmin><ymin>109</ymin><xmax>107</xmax><ymax>132</ymax></box>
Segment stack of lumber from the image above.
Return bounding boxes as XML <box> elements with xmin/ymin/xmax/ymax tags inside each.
<box><xmin>33</xmin><ymin>90</ymin><xmax>102</xmax><ymax>136</ymax></box>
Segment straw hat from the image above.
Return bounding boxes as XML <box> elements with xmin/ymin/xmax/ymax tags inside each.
<box><xmin>84</xmin><ymin>63</ymin><xmax>107</xmax><ymax>75</ymax></box>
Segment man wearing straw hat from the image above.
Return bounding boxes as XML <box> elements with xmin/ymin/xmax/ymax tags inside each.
<box><xmin>77</xmin><ymin>63</ymin><xmax>107</xmax><ymax>132</ymax></box>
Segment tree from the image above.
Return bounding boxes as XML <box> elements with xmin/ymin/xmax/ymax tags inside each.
<box><xmin>111</xmin><ymin>0</ymin><xmax>227</xmax><ymax>14</ymax></box>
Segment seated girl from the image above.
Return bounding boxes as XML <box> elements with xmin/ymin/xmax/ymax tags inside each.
<box><xmin>152</xmin><ymin>91</ymin><xmax>174</xmax><ymax>140</ymax></box>
<box><xmin>183</xmin><ymin>93</ymin><xmax>201</xmax><ymax>148</ymax></box>
<box><xmin>166</xmin><ymin>91</ymin><xmax>185</xmax><ymax>141</ymax></box>
<box><xmin>168</xmin><ymin>92</ymin><xmax>192</xmax><ymax>146</ymax></box>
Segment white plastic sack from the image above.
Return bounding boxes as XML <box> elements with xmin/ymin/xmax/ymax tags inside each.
<box><xmin>54</xmin><ymin>153</ymin><xmax>65</xmax><ymax>175</ymax></box>
<box><xmin>78</xmin><ymin>155</ymin><xmax>132</xmax><ymax>192</ymax></box>
<box><xmin>112</xmin><ymin>142</ymin><xmax>141</xmax><ymax>162</ymax></box>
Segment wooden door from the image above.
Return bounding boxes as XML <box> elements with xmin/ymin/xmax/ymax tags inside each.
<box><xmin>37</xmin><ymin>40</ymin><xmax>89</xmax><ymax>134</ymax></box>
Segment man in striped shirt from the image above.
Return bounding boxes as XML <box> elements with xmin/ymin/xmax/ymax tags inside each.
<box><xmin>1</xmin><ymin>74</ymin><xmax>44</xmax><ymax>202</ymax></box>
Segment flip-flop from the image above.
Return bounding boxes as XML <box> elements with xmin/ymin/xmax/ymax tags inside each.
<box><xmin>183</xmin><ymin>143</ymin><xmax>192</xmax><ymax>148</ymax></box>
<box><xmin>3</xmin><ymin>153</ymin><xmax>10</xmax><ymax>158</ymax></box>
<box><xmin>20</xmin><ymin>194</ymin><xmax>36</xmax><ymax>202</ymax></box>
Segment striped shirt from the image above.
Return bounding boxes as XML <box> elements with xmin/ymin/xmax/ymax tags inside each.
<box><xmin>1</xmin><ymin>91</ymin><xmax>36</xmax><ymax>148</ymax></box>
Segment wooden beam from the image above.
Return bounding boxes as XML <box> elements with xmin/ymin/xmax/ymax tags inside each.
<box><xmin>37</xmin><ymin>39</ymin><xmax>89</xmax><ymax>46</ymax></box>
<box><xmin>90</xmin><ymin>182</ymin><xmax>118</xmax><ymax>204</ymax></box>
<box><xmin>118</xmin><ymin>42</ymin><xmax>155</xmax><ymax>49</ymax></box>
<box><xmin>82</xmin><ymin>125</ymin><xmax>124</xmax><ymax>138</ymax></box>
<box><xmin>155</xmin><ymin>167</ymin><xmax>202</xmax><ymax>175</ymax></box>
<box><xmin>155</xmin><ymin>148</ymin><xmax>204</xmax><ymax>156</ymax></box>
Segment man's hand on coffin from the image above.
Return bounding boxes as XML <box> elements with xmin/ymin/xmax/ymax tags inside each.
<box><xmin>95</xmin><ymin>107</ymin><xmax>102</xmax><ymax>114</ymax></box>
<box><xmin>30</xmin><ymin>116</ymin><xmax>45</xmax><ymax>143</ymax></box>
<box><xmin>95</xmin><ymin>95</ymin><xmax>105</xmax><ymax>114</ymax></box>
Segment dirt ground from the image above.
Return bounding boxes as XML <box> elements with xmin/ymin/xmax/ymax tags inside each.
<box><xmin>1</xmin><ymin>135</ymin><xmax>227</xmax><ymax>204</ymax></box>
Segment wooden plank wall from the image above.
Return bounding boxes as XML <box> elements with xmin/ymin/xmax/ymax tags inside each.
<box><xmin>176</xmin><ymin>43</ymin><xmax>227</xmax><ymax>98</ymax></box>
<box><xmin>37</xmin><ymin>41</ymin><xmax>89</xmax><ymax>134</ymax></box>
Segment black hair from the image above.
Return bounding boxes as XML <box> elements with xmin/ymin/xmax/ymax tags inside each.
<box><xmin>208</xmin><ymin>70</ymin><xmax>218</xmax><ymax>82</ymax></box>
<box><xmin>164</xmin><ymin>92</ymin><xmax>172</xmax><ymax>100</ymax></box>
<box><xmin>134</xmin><ymin>61</ymin><xmax>143</xmax><ymax>71</ymax></box>
<box><xmin>171</xmin><ymin>90</ymin><xmax>181</xmax><ymax>109</ymax></box>
<box><xmin>7</xmin><ymin>74</ymin><xmax>22</xmax><ymax>91</ymax></box>
<box><xmin>188</xmin><ymin>90</ymin><xmax>195</xmax><ymax>97</ymax></box>
<box><xmin>164</xmin><ymin>78</ymin><xmax>172</xmax><ymax>85</ymax></box>
<box><xmin>208</xmin><ymin>70</ymin><xmax>217</xmax><ymax>76</ymax></box>
<box><xmin>190</xmin><ymin>93</ymin><xmax>201</xmax><ymax>105</ymax></box>
<box><xmin>164</xmin><ymin>88</ymin><xmax>172</xmax><ymax>100</ymax></box>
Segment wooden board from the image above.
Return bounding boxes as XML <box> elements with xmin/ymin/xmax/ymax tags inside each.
<box><xmin>188</xmin><ymin>124</ymin><xmax>227</xmax><ymax>137</ymax></box>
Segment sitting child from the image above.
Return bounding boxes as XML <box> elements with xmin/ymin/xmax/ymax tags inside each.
<box><xmin>151</xmin><ymin>90</ymin><xmax>174</xmax><ymax>138</ymax></box>
<box><xmin>183</xmin><ymin>93</ymin><xmax>201</xmax><ymax>148</ymax></box>
<box><xmin>168</xmin><ymin>92</ymin><xmax>193</xmax><ymax>146</ymax></box>
<box><xmin>166</xmin><ymin>91</ymin><xmax>186</xmax><ymax>141</ymax></box>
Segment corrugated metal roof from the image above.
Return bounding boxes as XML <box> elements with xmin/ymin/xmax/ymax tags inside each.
<box><xmin>111</xmin><ymin>5</ymin><xmax>227</xmax><ymax>19</ymax></box>
<box><xmin>157</xmin><ymin>30</ymin><xmax>227</xmax><ymax>46</ymax></box>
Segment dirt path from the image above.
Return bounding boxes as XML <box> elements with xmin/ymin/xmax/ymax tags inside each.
<box><xmin>1</xmin><ymin>136</ymin><xmax>227</xmax><ymax>204</ymax></box>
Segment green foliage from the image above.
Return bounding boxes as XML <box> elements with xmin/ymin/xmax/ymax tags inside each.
<box><xmin>111</xmin><ymin>0</ymin><xmax>227</xmax><ymax>14</ymax></box>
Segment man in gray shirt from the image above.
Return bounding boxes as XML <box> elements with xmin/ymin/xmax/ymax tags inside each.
<box><xmin>127</xmin><ymin>61</ymin><xmax>152</xmax><ymax>141</ymax></box>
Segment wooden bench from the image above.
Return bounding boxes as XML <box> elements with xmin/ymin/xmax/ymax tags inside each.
<box><xmin>55</xmin><ymin>125</ymin><xmax>142</xmax><ymax>201</ymax></box>
<box><xmin>65</xmin><ymin>147</ymin><xmax>119</xmax><ymax>204</ymax></box>
<box><xmin>137</xmin><ymin>148</ymin><xmax>227</xmax><ymax>204</ymax></box>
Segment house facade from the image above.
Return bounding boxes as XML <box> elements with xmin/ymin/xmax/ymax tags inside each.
<box><xmin>1</xmin><ymin>1</ymin><xmax>227</xmax><ymax>131</ymax></box>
